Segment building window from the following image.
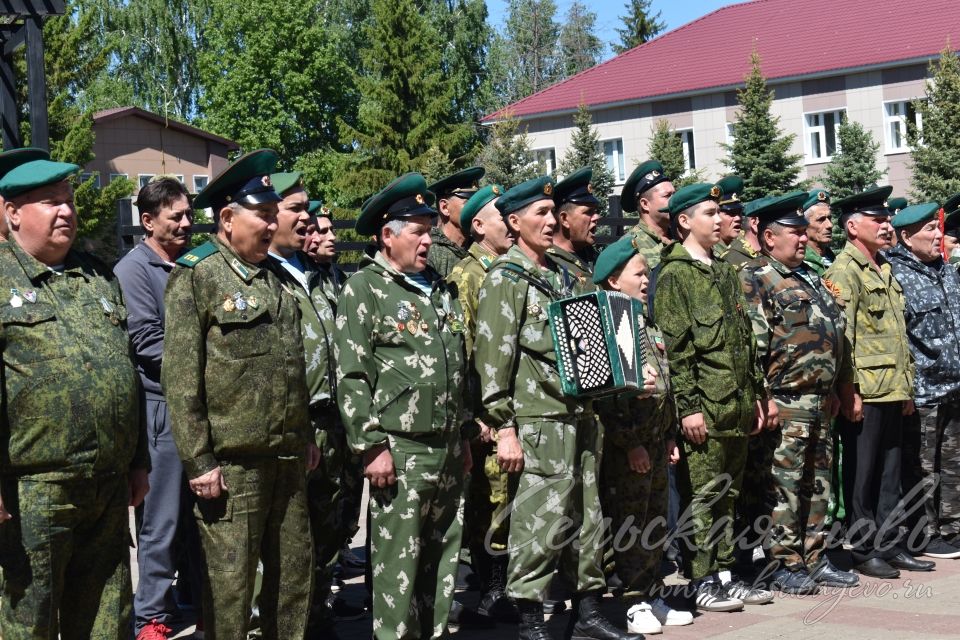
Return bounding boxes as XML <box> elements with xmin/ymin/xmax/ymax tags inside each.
<box><xmin>535</xmin><ymin>148</ymin><xmax>556</xmax><ymax>176</ymax></box>
<box><xmin>601</xmin><ymin>138</ymin><xmax>626</xmax><ymax>183</ymax></box>
<box><xmin>109</xmin><ymin>173</ymin><xmax>128</xmax><ymax>184</ymax></box>
<box><xmin>79</xmin><ymin>173</ymin><xmax>101</xmax><ymax>188</ymax></box>
<box><xmin>674</xmin><ymin>129</ymin><xmax>696</xmax><ymax>174</ymax></box>
<box><xmin>138</xmin><ymin>174</ymin><xmax>156</xmax><ymax>189</ymax></box>
<box><xmin>884</xmin><ymin>100</ymin><xmax>923</xmax><ymax>153</ymax></box>
<box><xmin>194</xmin><ymin>175</ymin><xmax>209</xmax><ymax>193</ymax></box>
<box><xmin>804</xmin><ymin>110</ymin><xmax>844</xmax><ymax>162</ymax></box>
<box><xmin>725</xmin><ymin>122</ymin><xmax>735</xmax><ymax>146</ymax></box>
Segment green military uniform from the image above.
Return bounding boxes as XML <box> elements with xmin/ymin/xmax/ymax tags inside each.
<box><xmin>803</xmin><ymin>246</ymin><xmax>835</xmax><ymax>276</ymax></box>
<box><xmin>426</xmin><ymin>167</ymin><xmax>484</xmax><ymax>278</ymax></box>
<box><xmin>628</xmin><ymin>220</ymin><xmax>670</xmax><ymax>269</ymax></box>
<box><xmin>426</xmin><ymin>227</ymin><xmax>469</xmax><ymax>278</ymax></box>
<box><xmin>546</xmin><ymin>244</ymin><xmax>598</xmax><ymax>290</ymax></box>
<box><xmin>622</xmin><ymin>160</ymin><xmax>673</xmax><ymax>269</ymax></box>
<box><xmin>721</xmin><ymin>235</ymin><xmax>760</xmax><ymax>270</ymax></box>
<box><xmin>653</xmin><ymin>184</ymin><xmax>765</xmax><ymax>582</ymax></box>
<box><xmin>337</xmin><ymin>174</ymin><xmax>467</xmax><ymax>640</ymax></box>
<box><xmin>163</xmin><ymin>152</ymin><xmax>313</xmax><ymax>640</ymax></box>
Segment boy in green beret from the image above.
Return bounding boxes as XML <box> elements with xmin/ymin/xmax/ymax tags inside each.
<box><xmin>653</xmin><ymin>183</ymin><xmax>774</xmax><ymax>611</ymax></box>
<box><xmin>593</xmin><ymin>236</ymin><xmax>692</xmax><ymax>634</ymax></box>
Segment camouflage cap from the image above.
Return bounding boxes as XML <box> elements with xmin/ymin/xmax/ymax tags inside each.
<box><xmin>660</xmin><ymin>182</ymin><xmax>721</xmax><ymax>216</ymax></box>
<box><xmin>891</xmin><ymin>202</ymin><xmax>939</xmax><ymax>229</ymax></box>
<box><xmin>356</xmin><ymin>172</ymin><xmax>436</xmax><ymax>235</ymax></box>
<box><xmin>553</xmin><ymin>166</ymin><xmax>599</xmax><ymax>208</ymax></box>
<box><xmin>0</xmin><ymin>159</ymin><xmax>80</xmax><ymax>199</ymax></box>
<box><xmin>495</xmin><ymin>176</ymin><xmax>555</xmax><ymax>216</ymax></box>
<box><xmin>621</xmin><ymin>159</ymin><xmax>669</xmax><ymax>213</ymax></box>
<box><xmin>592</xmin><ymin>233</ymin><xmax>641</xmax><ymax>284</ymax></box>
<box><xmin>428</xmin><ymin>166</ymin><xmax>485</xmax><ymax>198</ymax></box>
<box><xmin>801</xmin><ymin>189</ymin><xmax>830</xmax><ymax>212</ymax></box>
<box><xmin>193</xmin><ymin>149</ymin><xmax>281</xmax><ymax>211</ymax></box>
<box><xmin>460</xmin><ymin>184</ymin><xmax>503</xmax><ymax>235</ymax></box>
<box><xmin>270</xmin><ymin>171</ymin><xmax>303</xmax><ymax>197</ymax></box>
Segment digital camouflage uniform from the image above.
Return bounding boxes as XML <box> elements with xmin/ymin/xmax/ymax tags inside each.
<box><xmin>653</xmin><ymin>242</ymin><xmax>765</xmax><ymax>581</ymax></box>
<box><xmin>0</xmin><ymin>239</ymin><xmax>148</xmax><ymax>640</ymax></box>
<box><xmin>335</xmin><ymin>252</ymin><xmax>467</xmax><ymax>640</ymax></box>
<box><xmin>474</xmin><ymin>245</ymin><xmax>606</xmax><ymax>602</ymax></box>
<box><xmin>721</xmin><ymin>235</ymin><xmax>760</xmax><ymax>270</ymax></box>
<box><xmin>739</xmin><ymin>256</ymin><xmax>849</xmax><ymax>569</ymax></box>
<box><xmin>825</xmin><ymin>243</ymin><xmax>914</xmax><ymax>563</ymax></box>
<box><xmin>887</xmin><ymin>244</ymin><xmax>960</xmax><ymax>540</ymax></box>
<box><xmin>426</xmin><ymin>227</ymin><xmax>468</xmax><ymax>278</ymax></box>
<box><xmin>163</xmin><ymin>238</ymin><xmax>313</xmax><ymax>640</ymax></box>
<box><xmin>597</xmin><ymin>314</ymin><xmax>677</xmax><ymax>603</ymax></box>
<box><xmin>628</xmin><ymin>220</ymin><xmax>670</xmax><ymax>269</ymax></box>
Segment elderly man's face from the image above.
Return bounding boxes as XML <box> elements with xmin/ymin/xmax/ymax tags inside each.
<box><xmin>804</xmin><ymin>203</ymin><xmax>833</xmax><ymax>247</ymax></box>
<box><xmin>559</xmin><ymin>203</ymin><xmax>600</xmax><ymax>247</ymax></box>
<box><xmin>718</xmin><ymin>207</ymin><xmax>742</xmax><ymax>244</ymax></box>
<box><xmin>143</xmin><ymin>194</ymin><xmax>193</xmax><ymax>252</ymax></box>
<box><xmin>222</xmin><ymin>202</ymin><xmax>279</xmax><ymax>263</ymax></box>
<box><xmin>383</xmin><ymin>216</ymin><xmax>433</xmax><ymax>273</ymax></box>
<box><xmin>763</xmin><ymin>224</ymin><xmax>808</xmax><ymax>268</ymax></box>
<box><xmin>7</xmin><ymin>180</ymin><xmax>77</xmax><ymax>265</ymax></box>
<box><xmin>902</xmin><ymin>219</ymin><xmax>943</xmax><ymax>263</ymax></box>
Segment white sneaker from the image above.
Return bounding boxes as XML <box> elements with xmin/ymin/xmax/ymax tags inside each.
<box><xmin>650</xmin><ymin>597</ymin><xmax>694</xmax><ymax>626</ymax></box>
<box><xmin>626</xmin><ymin>602</ymin><xmax>663</xmax><ymax>635</ymax></box>
<box><xmin>695</xmin><ymin>581</ymin><xmax>744</xmax><ymax>612</ymax></box>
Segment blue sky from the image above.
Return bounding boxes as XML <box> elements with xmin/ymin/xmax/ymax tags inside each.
<box><xmin>487</xmin><ymin>0</ymin><xmax>735</xmax><ymax>59</ymax></box>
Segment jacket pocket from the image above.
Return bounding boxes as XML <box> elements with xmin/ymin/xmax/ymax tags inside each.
<box><xmin>775</xmin><ymin>290</ymin><xmax>811</xmax><ymax>328</ymax></box>
<box><xmin>691</xmin><ymin>305</ymin><xmax>723</xmax><ymax>351</ymax></box>
<box><xmin>377</xmin><ymin>383</ymin><xmax>436</xmax><ymax>435</ymax></box>
<box><xmin>213</xmin><ymin>304</ymin><xmax>272</xmax><ymax>360</ymax></box>
<box><xmin>0</xmin><ymin>303</ymin><xmax>64</xmax><ymax>363</ymax></box>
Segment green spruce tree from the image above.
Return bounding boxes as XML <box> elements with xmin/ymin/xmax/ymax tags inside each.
<box><xmin>557</xmin><ymin>104</ymin><xmax>613</xmax><ymax>213</ymax></box>
<box><xmin>822</xmin><ymin>116</ymin><xmax>886</xmax><ymax>199</ymax></box>
<box><xmin>612</xmin><ymin>0</ymin><xmax>665</xmax><ymax>55</ymax></box>
<box><xmin>558</xmin><ymin>2</ymin><xmax>603</xmax><ymax>77</ymax></box>
<box><xmin>645</xmin><ymin>119</ymin><xmax>703</xmax><ymax>187</ymax></box>
<box><xmin>909</xmin><ymin>44</ymin><xmax>960</xmax><ymax>202</ymax></box>
<box><xmin>488</xmin><ymin>0</ymin><xmax>561</xmax><ymax>106</ymax></box>
<box><xmin>721</xmin><ymin>51</ymin><xmax>804</xmax><ymax>201</ymax></box>
<box><xmin>477</xmin><ymin>113</ymin><xmax>540</xmax><ymax>189</ymax></box>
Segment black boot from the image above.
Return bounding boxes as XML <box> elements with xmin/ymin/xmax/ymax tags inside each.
<box><xmin>565</xmin><ymin>591</ymin><xmax>643</xmax><ymax>640</ymax></box>
<box><xmin>517</xmin><ymin>599</ymin><xmax>555</xmax><ymax>640</ymax></box>
<box><xmin>477</xmin><ymin>553</ymin><xmax>520</xmax><ymax>623</ymax></box>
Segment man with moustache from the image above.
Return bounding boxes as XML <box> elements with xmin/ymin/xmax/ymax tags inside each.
<box><xmin>163</xmin><ymin>150</ymin><xmax>320</xmax><ymax>639</ymax></box>
<box><xmin>801</xmin><ymin>190</ymin><xmax>836</xmax><ymax>275</ymax></box>
<box><xmin>623</xmin><ymin>160</ymin><xmax>675</xmax><ymax>269</ymax></box>
<box><xmin>714</xmin><ymin>175</ymin><xmax>745</xmax><ymax>256</ymax></box>
<box><xmin>114</xmin><ymin>177</ymin><xmax>203</xmax><ymax>640</ymax></box>
<box><xmin>426</xmin><ymin>167</ymin><xmax>484</xmax><ymax>277</ymax></box>
<box><xmin>547</xmin><ymin>166</ymin><xmax>602</xmax><ymax>285</ymax></box>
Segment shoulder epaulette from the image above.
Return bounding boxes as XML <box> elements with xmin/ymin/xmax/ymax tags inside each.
<box><xmin>176</xmin><ymin>241</ymin><xmax>219</xmax><ymax>268</ymax></box>
<box><xmin>496</xmin><ymin>262</ymin><xmax>524</xmax><ymax>281</ymax></box>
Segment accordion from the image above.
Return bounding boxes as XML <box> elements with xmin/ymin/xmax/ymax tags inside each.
<box><xmin>548</xmin><ymin>291</ymin><xmax>650</xmax><ymax>398</ymax></box>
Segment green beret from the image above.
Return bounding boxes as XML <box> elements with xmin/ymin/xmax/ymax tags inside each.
<box><xmin>0</xmin><ymin>159</ymin><xmax>80</xmax><ymax>199</ymax></box>
<box><xmin>428</xmin><ymin>166</ymin><xmax>485</xmax><ymax>197</ymax></box>
<box><xmin>716</xmin><ymin>175</ymin><xmax>744</xmax><ymax>211</ymax></box>
<box><xmin>356</xmin><ymin>172</ymin><xmax>436</xmax><ymax>235</ymax></box>
<box><xmin>661</xmin><ymin>183</ymin><xmax>721</xmax><ymax>216</ymax></box>
<box><xmin>0</xmin><ymin>147</ymin><xmax>49</xmax><ymax>182</ymax></box>
<box><xmin>495</xmin><ymin>176</ymin><xmax>555</xmax><ymax>216</ymax></box>
<box><xmin>891</xmin><ymin>202</ymin><xmax>939</xmax><ymax>229</ymax></box>
<box><xmin>621</xmin><ymin>160</ymin><xmax>669</xmax><ymax>213</ymax></box>
<box><xmin>554</xmin><ymin>166</ymin><xmax>599</xmax><ymax>208</ymax></box>
<box><xmin>460</xmin><ymin>184</ymin><xmax>503</xmax><ymax>236</ymax></box>
<box><xmin>592</xmin><ymin>234</ymin><xmax>640</xmax><ymax>284</ymax></box>
<box><xmin>193</xmin><ymin>149</ymin><xmax>281</xmax><ymax>211</ymax></box>
<box><xmin>801</xmin><ymin>189</ymin><xmax>830</xmax><ymax>212</ymax></box>
<box><xmin>751</xmin><ymin>191</ymin><xmax>809</xmax><ymax>230</ymax></box>
<box><xmin>270</xmin><ymin>171</ymin><xmax>303</xmax><ymax>197</ymax></box>
<box><xmin>832</xmin><ymin>185</ymin><xmax>893</xmax><ymax>218</ymax></box>
<box><xmin>887</xmin><ymin>196</ymin><xmax>908</xmax><ymax>215</ymax></box>
<box><xmin>308</xmin><ymin>200</ymin><xmax>331</xmax><ymax>217</ymax></box>
<box><xmin>943</xmin><ymin>193</ymin><xmax>960</xmax><ymax>216</ymax></box>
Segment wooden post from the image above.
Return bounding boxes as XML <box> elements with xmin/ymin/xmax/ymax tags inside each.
<box><xmin>0</xmin><ymin>54</ymin><xmax>18</xmax><ymax>148</ymax></box>
<box><xmin>24</xmin><ymin>16</ymin><xmax>47</xmax><ymax>150</ymax></box>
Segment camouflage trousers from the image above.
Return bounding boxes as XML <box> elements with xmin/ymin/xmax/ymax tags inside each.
<box><xmin>677</xmin><ymin>434</ymin><xmax>748</xmax><ymax>581</ymax></box>
<box><xmin>601</xmin><ymin>437</ymin><xmax>669</xmax><ymax>602</ymax></box>
<box><xmin>734</xmin><ymin>428</ymin><xmax>780</xmax><ymax>550</ymax></box>
<box><xmin>195</xmin><ymin>457</ymin><xmax>312</xmax><ymax>640</ymax></box>
<box><xmin>767</xmin><ymin>412</ymin><xmax>833</xmax><ymax>568</ymax></box>
<box><xmin>901</xmin><ymin>397</ymin><xmax>960</xmax><ymax>541</ymax></box>
<box><xmin>368</xmin><ymin>433</ymin><xmax>465</xmax><ymax>640</ymax></box>
<box><xmin>465</xmin><ymin>438</ymin><xmax>518</xmax><ymax>554</ymax></box>
<box><xmin>0</xmin><ymin>473</ymin><xmax>132</xmax><ymax>640</ymax></box>
<box><xmin>505</xmin><ymin>417</ymin><xmax>606</xmax><ymax>602</ymax></box>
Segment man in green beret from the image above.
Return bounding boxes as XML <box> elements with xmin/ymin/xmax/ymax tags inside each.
<box><xmin>721</xmin><ymin>196</ymin><xmax>763</xmax><ymax>269</ymax></box>
<box><xmin>888</xmin><ymin>203</ymin><xmax>960</xmax><ymax>559</ymax></box>
<box><xmin>825</xmin><ymin>186</ymin><xmax>926</xmax><ymax>578</ymax></box>
<box><xmin>737</xmin><ymin>193</ymin><xmax>859</xmax><ymax>595</ymax></box>
<box><xmin>426</xmin><ymin>166</ymin><xmax>485</xmax><ymax>277</ymax></box>
<box><xmin>473</xmin><ymin>176</ymin><xmax>637</xmax><ymax>640</ymax></box>
<box><xmin>653</xmin><ymin>183</ymin><xmax>773</xmax><ymax>611</ymax></box>
<box><xmin>335</xmin><ymin>172</ymin><xmax>471</xmax><ymax>639</ymax></box>
<box><xmin>883</xmin><ymin>197</ymin><xmax>908</xmax><ymax>250</ymax></box>
<box><xmin>623</xmin><ymin>160</ymin><xmax>675</xmax><ymax>268</ymax></box>
<box><xmin>715</xmin><ymin>175</ymin><xmax>744</xmax><ymax>256</ymax></box>
<box><xmin>163</xmin><ymin>150</ymin><xmax>319</xmax><ymax>638</ymax></box>
<box><xmin>0</xmin><ymin>147</ymin><xmax>49</xmax><ymax>241</ymax></box>
<box><xmin>801</xmin><ymin>189</ymin><xmax>836</xmax><ymax>275</ymax></box>
<box><xmin>547</xmin><ymin>166</ymin><xmax>601</xmax><ymax>285</ymax></box>
<box><xmin>0</xmin><ymin>154</ymin><xmax>150</xmax><ymax>637</ymax></box>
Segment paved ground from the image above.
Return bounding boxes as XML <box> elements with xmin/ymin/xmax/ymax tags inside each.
<box><xmin>132</xmin><ymin>485</ymin><xmax>960</xmax><ymax>640</ymax></box>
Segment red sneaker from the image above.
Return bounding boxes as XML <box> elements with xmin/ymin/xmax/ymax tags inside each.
<box><xmin>136</xmin><ymin>619</ymin><xmax>172</xmax><ymax>640</ymax></box>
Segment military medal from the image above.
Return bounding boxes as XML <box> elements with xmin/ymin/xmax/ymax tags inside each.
<box><xmin>233</xmin><ymin>292</ymin><xmax>247</xmax><ymax>311</ymax></box>
<box><xmin>397</xmin><ymin>303</ymin><xmax>411</xmax><ymax>321</ymax></box>
<box><xmin>449</xmin><ymin>319</ymin><xmax>463</xmax><ymax>332</ymax></box>
<box><xmin>246</xmin><ymin>296</ymin><xmax>259</xmax><ymax>309</ymax></box>
<box><xmin>9</xmin><ymin>288</ymin><xmax>22</xmax><ymax>308</ymax></box>
<box><xmin>420</xmin><ymin>321</ymin><xmax>429</xmax><ymax>333</ymax></box>
<box><xmin>23</xmin><ymin>290</ymin><xmax>36</xmax><ymax>303</ymax></box>
<box><xmin>409</xmin><ymin>306</ymin><xmax>422</xmax><ymax>322</ymax></box>
<box><xmin>223</xmin><ymin>297</ymin><xmax>236</xmax><ymax>312</ymax></box>
<box><xmin>99</xmin><ymin>296</ymin><xmax>115</xmax><ymax>314</ymax></box>
<box><xmin>397</xmin><ymin>322</ymin><xmax>406</xmax><ymax>332</ymax></box>
<box><xmin>408</xmin><ymin>322</ymin><xmax>418</xmax><ymax>335</ymax></box>
<box><xmin>529</xmin><ymin>303</ymin><xmax>542</xmax><ymax>317</ymax></box>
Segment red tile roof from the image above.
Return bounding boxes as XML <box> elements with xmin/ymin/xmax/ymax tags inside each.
<box><xmin>483</xmin><ymin>0</ymin><xmax>960</xmax><ymax>122</ymax></box>
<box><xmin>93</xmin><ymin>106</ymin><xmax>239</xmax><ymax>150</ymax></box>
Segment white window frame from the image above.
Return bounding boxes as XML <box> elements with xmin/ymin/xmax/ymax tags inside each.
<box><xmin>600</xmin><ymin>138</ymin><xmax>626</xmax><ymax>183</ymax></box>
<box><xmin>79</xmin><ymin>172</ymin><xmax>100</xmax><ymax>188</ymax></box>
<box><xmin>193</xmin><ymin>175</ymin><xmax>209</xmax><ymax>193</ymax></box>
<box><xmin>138</xmin><ymin>174</ymin><xmax>156</xmax><ymax>189</ymax></box>
<box><xmin>803</xmin><ymin>109</ymin><xmax>845</xmax><ymax>164</ymax></box>
<box><xmin>883</xmin><ymin>99</ymin><xmax>923</xmax><ymax>154</ymax></box>
<box><xmin>725</xmin><ymin>122</ymin><xmax>736</xmax><ymax>146</ymax></box>
<box><xmin>534</xmin><ymin>148</ymin><xmax>556</xmax><ymax>176</ymax></box>
<box><xmin>674</xmin><ymin>128</ymin><xmax>696</xmax><ymax>175</ymax></box>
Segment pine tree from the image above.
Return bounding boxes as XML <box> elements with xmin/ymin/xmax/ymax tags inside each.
<box><xmin>612</xmin><ymin>0</ymin><xmax>665</xmax><ymax>55</ymax></box>
<box><xmin>909</xmin><ymin>45</ymin><xmax>960</xmax><ymax>202</ymax></box>
<box><xmin>558</xmin><ymin>2</ymin><xmax>603</xmax><ymax>78</ymax></box>
<box><xmin>822</xmin><ymin>116</ymin><xmax>887</xmax><ymax>199</ymax></box>
<box><xmin>488</xmin><ymin>0</ymin><xmax>561</xmax><ymax>106</ymax></box>
<box><xmin>721</xmin><ymin>51</ymin><xmax>804</xmax><ymax>201</ymax></box>
<box><xmin>477</xmin><ymin>113</ymin><xmax>540</xmax><ymax>189</ymax></box>
<box><xmin>557</xmin><ymin>104</ymin><xmax>614</xmax><ymax>214</ymax></box>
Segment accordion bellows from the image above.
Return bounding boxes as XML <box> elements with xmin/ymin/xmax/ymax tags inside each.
<box><xmin>548</xmin><ymin>291</ymin><xmax>649</xmax><ymax>398</ymax></box>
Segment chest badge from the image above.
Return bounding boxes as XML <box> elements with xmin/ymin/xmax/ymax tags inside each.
<box><xmin>233</xmin><ymin>292</ymin><xmax>248</xmax><ymax>311</ymax></box>
<box><xmin>397</xmin><ymin>302</ymin><xmax>411</xmax><ymax>321</ymax></box>
<box><xmin>23</xmin><ymin>290</ymin><xmax>37</xmax><ymax>304</ymax></box>
<box><xmin>9</xmin><ymin>288</ymin><xmax>22</xmax><ymax>308</ymax></box>
<box><xmin>528</xmin><ymin>303</ymin><xmax>542</xmax><ymax>317</ymax></box>
<box><xmin>223</xmin><ymin>296</ymin><xmax>236</xmax><ymax>312</ymax></box>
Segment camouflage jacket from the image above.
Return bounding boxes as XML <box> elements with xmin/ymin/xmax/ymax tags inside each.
<box><xmin>803</xmin><ymin>246</ymin><xmax>835</xmax><ymax>277</ymax></box>
<box><xmin>721</xmin><ymin>235</ymin><xmax>760</xmax><ymax>270</ymax></box>
<box><xmin>474</xmin><ymin>245</ymin><xmax>590</xmax><ymax>429</ymax></box>
<box><xmin>163</xmin><ymin>238</ymin><xmax>310</xmax><ymax>479</ymax></box>
<box><xmin>546</xmin><ymin>244</ymin><xmax>599</xmax><ymax>291</ymax></box>
<box><xmin>448</xmin><ymin>242</ymin><xmax>498</xmax><ymax>355</ymax></box>
<box><xmin>653</xmin><ymin>242</ymin><xmax>765</xmax><ymax>432</ymax></box>
<box><xmin>335</xmin><ymin>252</ymin><xmax>466</xmax><ymax>453</ymax></box>
<box><xmin>886</xmin><ymin>244</ymin><xmax>960</xmax><ymax>406</ymax></box>
<box><xmin>739</xmin><ymin>256</ymin><xmax>851</xmax><ymax>416</ymax></box>
<box><xmin>426</xmin><ymin>227</ymin><xmax>468</xmax><ymax>278</ymax></box>
<box><xmin>824</xmin><ymin>243</ymin><xmax>914</xmax><ymax>402</ymax></box>
<box><xmin>0</xmin><ymin>239</ymin><xmax>147</xmax><ymax>478</ymax></box>
<box><xmin>628</xmin><ymin>219</ymin><xmax>671</xmax><ymax>269</ymax></box>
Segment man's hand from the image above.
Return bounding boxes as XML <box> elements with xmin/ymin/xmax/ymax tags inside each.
<box><xmin>765</xmin><ymin>398</ymin><xmax>780</xmax><ymax>431</ymax></box>
<box><xmin>903</xmin><ymin>399</ymin><xmax>916</xmax><ymax>416</ymax></box>
<box><xmin>462</xmin><ymin>439</ymin><xmax>474</xmax><ymax>476</ymax></box>
<box><xmin>826</xmin><ymin>393</ymin><xmax>841</xmax><ymax>419</ymax></box>
<box><xmin>666</xmin><ymin>439</ymin><xmax>680</xmax><ymax>465</ymax></box>
<box><xmin>128</xmin><ymin>468</ymin><xmax>150</xmax><ymax>507</ymax></box>
<box><xmin>306</xmin><ymin>442</ymin><xmax>321</xmax><ymax>471</ymax></box>
<box><xmin>363</xmin><ymin>444</ymin><xmax>397</xmax><ymax>489</ymax></box>
<box><xmin>640</xmin><ymin>364</ymin><xmax>658</xmax><ymax>399</ymax></box>
<box><xmin>627</xmin><ymin>445</ymin><xmax>651</xmax><ymax>474</ymax></box>
<box><xmin>478</xmin><ymin>419</ymin><xmax>494</xmax><ymax>444</ymax></box>
<box><xmin>681</xmin><ymin>413</ymin><xmax>707</xmax><ymax>445</ymax></box>
<box><xmin>190</xmin><ymin>466</ymin><xmax>227</xmax><ymax>500</ymax></box>
<box><xmin>497</xmin><ymin>427</ymin><xmax>524</xmax><ymax>473</ymax></box>
<box><xmin>839</xmin><ymin>382</ymin><xmax>863</xmax><ymax>422</ymax></box>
